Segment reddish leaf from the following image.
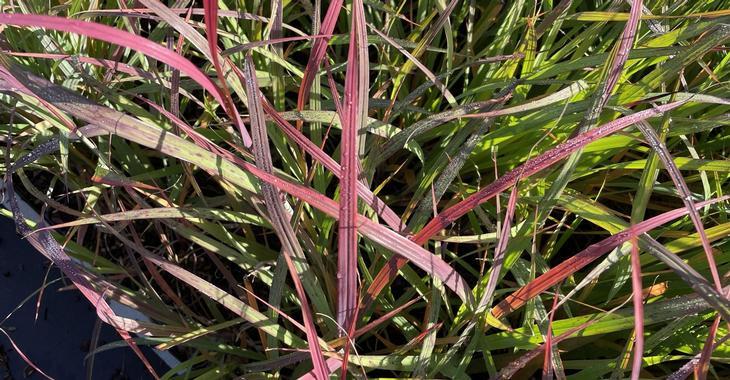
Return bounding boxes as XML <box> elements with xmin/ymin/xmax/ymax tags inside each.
<box><xmin>0</xmin><ymin>328</ymin><xmax>54</xmax><ymax>379</ymax></box>
<box><xmin>0</xmin><ymin>14</ymin><xmax>225</xmax><ymax>114</ymax></box>
<box><xmin>336</xmin><ymin>0</ymin><xmax>367</xmax><ymax>335</ymax></box>
<box><xmin>296</xmin><ymin>0</ymin><xmax>343</xmax><ymax>116</ymax></box>
<box><xmin>542</xmin><ymin>289</ymin><xmax>562</xmax><ymax>380</ymax></box>
<box><xmin>202</xmin><ymin>0</ymin><xmax>252</xmax><ymax>147</ymax></box>
<box><xmin>476</xmin><ymin>184</ymin><xmax>519</xmax><ymax>313</ymax></box>
<box><xmin>629</xmin><ymin>237</ymin><xmax>644</xmax><ymax>380</ymax></box>
<box><xmin>491</xmin><ymin>196</ymin><xmax>728</xmax><ymax>319</ymax></box>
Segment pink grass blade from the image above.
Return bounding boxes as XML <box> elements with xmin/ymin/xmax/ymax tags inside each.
<box><xmin>634</xmin><ymin>121</ymin><xmax>724</xmax><ymax>279</ymax></box>
<box><xmin>599</xmin><ymin>0</ymin><xmax>643</xmax><ymax>108</ymax></box>
<box><xmin>476</xmin><ymin>184</ymin><xmax>519</xmax><ymax>313</ymax></box>
<box><xmin>297</xmin><ymin>0</ymin><xmax>343</xmax><ymax>118</ymax></box>
<box><xmin>132</xmin><ymin>95</ymin><xmax>235</xmax><ymax>159</ymax></box>
<box><xmin>491</xmin><ymin>196</ymin><xmax>729</xmax><ymax>320</ymax></box>
<box><xmin>202</xmin><ymin>0</ymin><xmax>252</xmax><ymax>147</ymax></box>
<box><xmin>202</xmin><ymin>0</ymin><xmax>227</xmax><ymax>91</ymax></box>
<box><xmin>214</xmin><ymin>153</ymin><xmax>473</xmax><ymax>302</ymax></box>
<box><xmin>243</xmin><ymin>170</ymin><xmax>471</xmax><ymax>303</ymax></box>
<box><xmin>3</xmin><ymin>114</ymin><xmax>160</xmax><ymax>379</ymax></box>
<box><xmin>242</xmin><ymin>54</ymin><xmax>328</xmax><ymax>379</ymax></box>
<box><xmin>221</xmin><ymin>34</ymin><xmax>333</xmax><ymax>56</ymax></box>
<box><xmin>324</xmin><ymin>60</ymin><xmax>345</xmax><ymax>118</ymax></box>
<box><xmin>632</xmin><ymin>117</ymin><xmax>730</xmax><ymax>377</ymax></box>
<box><xmin>4</xmin><ymin>179</ymin><xmax>161</xmax><ymax>379</ymax></box>
<box><xmin>0</xmin><ymin>328</ymin><xmax>54</xmax><ymax>380</ymax></box>
<box><xmin>362</xmin><ymin>101</ymin><xmax>684</xmax><ymax>309</ymax></box>
<box><xmin>298</xmin><ymin>358</ymin><xmax>343</xmax><ymax>380</ymax></box>
<box><xmin>629</xmin><ymin>237</ymin><xmax>644</xmax><ymax>380</ymax></box>
<box><xmin>336</xmin><ymin>0</ymin><xmax>367</xmax><ymax>336</ymax></box>
<box><xmin>542</xmin><ymin>289</ymin><xmax>561</xmax><ymax>380</ymax></box>
<box><xmin>0</xmin><ymin>59</ymin><xmax>75</xmax><ymax>131</ymax></box>
<box><xmin>3</xmin><ymin>54</ymin><xmax>321</xmax><ymax>365</ymax></box>
<box><xmin>696</xmin><ymin>315</ymin><xmax>721</xmax><ymax>380</ymax></box>
<box><xmin>632</xmin><ymin>117</ymin><xmax>727</xmax><ymax>376</ymax></box>
<box><xmin>0</xmin><ymin>13</ymin><xmax>227</xmax><ymax>115</ymax></box>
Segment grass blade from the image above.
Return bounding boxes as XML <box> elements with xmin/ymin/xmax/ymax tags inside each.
<box><xmin>629</xmin><ymin>237</ymin><xmax>644</xmax><ymax>380</ymax></box>
<box><xmin>202</xmin><ymin>0</ymin><xmax>251</xmax><ymax>147</ymax></box>
<box><xmin>4</xmin><ymin>59</ymin><xmax>471</xmax><ymax>304</ymax></box>
<box><xmin>476</xmin><ymin>184</ymin><xmax>519</xmax><ymax>314</ymax></box>
<box><xmin>336</xmin><ymin>0</ymin><xmax>367</xmax><ymax>339</ymax></box>
<box><xmin>229</xmin><ymin>64</ymin><xmax>406</xmax><ymax>232</ymax></box>
<box><xmin>297</xmin><ymin>0</ymin><xmax>343</xmax><ymax>115</ymax></box>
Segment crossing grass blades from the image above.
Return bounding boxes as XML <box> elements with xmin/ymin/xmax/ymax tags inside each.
<box><xmin>1</xmin><ymin>0</ymin><xmax>730</xmax><ymax>378</ymax></box>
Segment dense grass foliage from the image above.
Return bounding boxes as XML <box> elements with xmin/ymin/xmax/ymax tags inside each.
<box><xmin>1</xmin><ymin>0</ymin><xmax>730</xmax><ymax>378</ymax></box>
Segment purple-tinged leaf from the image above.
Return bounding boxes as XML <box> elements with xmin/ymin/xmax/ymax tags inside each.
<box><xmin>542</xmin><ymin>290</ymin><xmax>562</xmax><ymax>380</ymax></box>
<box><xmin>221</xmin><ymin>34</ymin><xmax>333</xmax><ymax>56</ymax></box>
<box><xmin>7</xmin><ymin>65</ymin><xmax>471</xmax><ymax>306</ymax></box>
<box><xmin>297</xmin><ymin>358</ymin><xmax>342</xmax><ymax>380</ymax></box>
<box><xmin>0</xmin><ymin>328</ymin><xmax>54</xmax><ymax>380</ymax></box>
<box><xmin>631</xmin><ymin>118</ymin><xmax>727</xmax><ymax>379</ymax></box>
<box><xmin>4</xmin><ymin>171</ymin><xmax>160</xmax><ymax>379</ymax></box>
<box><xmin>417</xmin><ymin>101</ymin><xmax>683</xmax><ymax>241</ymax></box>
<box><xmin>697</xmin><ymin>315</ymin><xmax>721</xmax><ymax>380</ymax></box>
<box><xmin>599</xmin><ymin>0</ymin><xmax>644</xmax><ymax>107</ymax></box>
<box><xmin>230</xmin><ymin>161</ymin><xmax>472</xmax><ymax>303</ymax></box>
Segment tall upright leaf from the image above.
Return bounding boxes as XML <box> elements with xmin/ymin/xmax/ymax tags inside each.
<box><xmin>336</xmin><ymin>0</ymin><xmax>367</xmax><ymax>337</ymax></box>
<box><xmin>296</xmin><ymin>0</ymin><xmax>343</xmax><ymax>114</ymax></box>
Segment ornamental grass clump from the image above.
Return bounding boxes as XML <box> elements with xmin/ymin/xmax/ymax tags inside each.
<box><xmin>1</xmin><ymin>0</ymin><xmax>730</xmax><ymax>378</ymax></box>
